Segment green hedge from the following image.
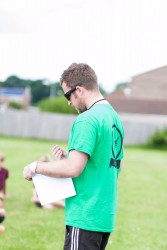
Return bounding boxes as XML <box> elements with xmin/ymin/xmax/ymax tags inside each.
<box><xmin>147</xmin><ymin>128</ymin><xmax>167</xmax><ymax>148</ymax></box>
<box><xmin>37</xmin><ymin>96</ymin><xmax>77</xmax><ymax>114</ymax></box>
<box><xmin>9</xmin><ymin>101</ymin><xmax>23</xmax><ymax>110</ymax></box>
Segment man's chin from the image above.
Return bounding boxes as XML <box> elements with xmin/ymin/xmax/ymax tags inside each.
<box><xmin>75</xmin><ymin>105</ymin><xmax>87</xmax><ymax>114</ymax></box>
<box><xmin>78</xmin><ymin>108</ymin><xmax>87</xmax><ymax>114</ymax></box>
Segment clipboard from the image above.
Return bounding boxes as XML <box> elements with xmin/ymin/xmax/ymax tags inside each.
<box><xmin>32</xmin><ymin>174</ymin><xmax>76</xmax><ymax>206</ymax></box>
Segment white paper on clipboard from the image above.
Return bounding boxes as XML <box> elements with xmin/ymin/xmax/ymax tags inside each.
<box><xmin>32</xmin><ymin>174</ymin><xmax>76</xmax><ymax>206</ymax></box>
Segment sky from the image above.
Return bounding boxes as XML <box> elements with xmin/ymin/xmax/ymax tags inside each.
<box><xmin>0</xmin><ymin>0</ymin><xmax>167</xmax><ymax>92</ymax></box>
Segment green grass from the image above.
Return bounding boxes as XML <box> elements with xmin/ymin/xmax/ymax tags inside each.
<box><xmin>0</xmin><ymin>136</ymin><xmax>167</xmax><ymax>250</ymax></box>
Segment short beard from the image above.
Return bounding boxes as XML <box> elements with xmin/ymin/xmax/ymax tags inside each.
<box><xmin>77</xmin><ymin>103</ymin><xmax>87</xmax><ymax>113</ymax></box>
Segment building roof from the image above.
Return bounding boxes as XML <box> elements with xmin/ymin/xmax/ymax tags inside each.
<box><xmin>105</xmin><ymin>96</ymin><xmax>167</xmax><ymax>115</ymax></box>
<box><xmin>0</xmin><ymin>88</ymin><xmax>25</xmax><ymax>96</ymax></box>
<box><xmin>105</xmin><ymin>65</ymin><xmax>167</xmax><ymax>115</ymax></box>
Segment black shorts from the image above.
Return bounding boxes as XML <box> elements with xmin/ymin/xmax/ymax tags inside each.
<box><xmin>63</xmin><ymin>226</ymin><xmax>110</xmax><ymax>250</ymax></box>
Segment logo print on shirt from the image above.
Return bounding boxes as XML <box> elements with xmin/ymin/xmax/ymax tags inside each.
<box><xmin>110</xmin><ymin>124</ymin><xmax>123</xmax><ymax>169</ymax></box>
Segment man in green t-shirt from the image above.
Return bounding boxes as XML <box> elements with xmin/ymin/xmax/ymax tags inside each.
<box><xmin>23</xmin><ymin>63</ymin><xmax>124</xmax><ymax>250</ymax></box>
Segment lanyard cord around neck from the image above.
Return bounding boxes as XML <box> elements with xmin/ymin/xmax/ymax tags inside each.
<box><xmin>88</xmin><ymin>98</ymin><xmax>106</xmax><ymax>110</ymax></box>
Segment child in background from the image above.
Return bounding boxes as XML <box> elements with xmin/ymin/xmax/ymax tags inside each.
<box><xmin>31</xmin><ymin>155</ymin><xmax>65</xmax><ymax>209</ymax></box>
<box><xmin>0</xmin><ymin>153</ymin><xmax>9</xmax><ymax>199</ymax></box>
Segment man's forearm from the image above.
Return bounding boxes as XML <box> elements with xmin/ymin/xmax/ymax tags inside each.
<box><xmin>23</xmin><ymin>150</ymin><xmax>88</xmax><ymax>181</ymax></box>
<box><xmin>35</xmin><ymin>159</ymin><xmax>76</xmax><ymax>178</ymax></box>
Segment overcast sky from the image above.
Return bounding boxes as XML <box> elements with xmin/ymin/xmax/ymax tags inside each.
<box><xmin>0</xmin><ymin>0</ymin><xmax>166</xmax><ymax>92</ymax></box>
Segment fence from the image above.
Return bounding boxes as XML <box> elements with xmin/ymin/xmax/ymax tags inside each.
<box><xmin>0</xmin><ymin>109</ymin><xmax>167</xmax><ymax>145</ymax></box>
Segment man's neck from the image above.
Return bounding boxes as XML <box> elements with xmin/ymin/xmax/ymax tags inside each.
<box><xmin>86</xmin><ymin>94</ymin><xmax>106</xmax><ymax>110</ymax></box>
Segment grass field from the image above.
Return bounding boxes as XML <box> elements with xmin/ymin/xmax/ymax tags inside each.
<box><xmin>0</xmin><ymin>136</ymin><xmax>167</xmax><ymax>250</ymax></box>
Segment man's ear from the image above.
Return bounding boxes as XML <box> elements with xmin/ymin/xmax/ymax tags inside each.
<box><xmin>76</xmin><ymin>86</ymin><xmax>84</xmax><ymax>97</ymax></box>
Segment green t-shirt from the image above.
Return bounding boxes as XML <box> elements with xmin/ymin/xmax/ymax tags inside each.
<box><xmin>65</xmin><ymin>103</ymin><xmax>124</xmax><ymax>232</ymax></box>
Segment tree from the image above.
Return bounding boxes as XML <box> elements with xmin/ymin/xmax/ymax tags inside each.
<box><xmin>0</xmin><ymin>76</ymin><xmax>58</xmax><ymax>105</ymax></box>
<box><xmin>30</xmin><ymin>80</ymin><xmax>50</xmax><ymax>104</ymax></box>
<box><xmin>114</xmin><ymin>82</ymin><xmax>129</xmax><ymax>91</ymax></box>
<box><xmin>49</xmin><ymin>82</ymin><xmax>64</xmax><ymax>99</ymax></box>
<box><xmin>0</xmin><ymin>75</ymin><xmax>29</xmax><ymax>88</ymax></box>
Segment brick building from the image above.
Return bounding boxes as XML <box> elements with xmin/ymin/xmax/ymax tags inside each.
<box><xmin>105</xmin><ymin>65</ymin><xmax>167</xmax><ymax>115</ymax></box>
<box><xmin>0</xmin><ymin>87</ymin><xmax>31</xmax><ymax>110</ymax></box>
<box><xmin>129</xmin><ymin>65</ymin><xmax>167</xmax><ymax>101</ymax></box>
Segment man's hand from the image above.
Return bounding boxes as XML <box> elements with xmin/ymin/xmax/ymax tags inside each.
<box><xmin>52</xmin><ymin>145</ymin><xmax>67</xmax><ymax>160</ymax></box>
<box><xmin>23</xmin><ymin>162</ymin><xmax>37</xmax><ymax>181</ymax></box>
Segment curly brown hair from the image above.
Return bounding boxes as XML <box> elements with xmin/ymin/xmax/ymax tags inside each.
<box><xmin>60</xmin><ymin>63</ymin><xmax>98</xmax><ymax>90</ymax></box>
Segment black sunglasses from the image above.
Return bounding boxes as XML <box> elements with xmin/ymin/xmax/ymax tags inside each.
<box><xmin>64</xmin><ymin>86</ymin><xmax>78</xmax><ymax>101</ymax></box>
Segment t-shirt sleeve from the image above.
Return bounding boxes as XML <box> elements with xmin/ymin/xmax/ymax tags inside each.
<box><xmin>68</xmin><ymin>120</ymin><xmax>97</xmax><ymax>158</ymax></box>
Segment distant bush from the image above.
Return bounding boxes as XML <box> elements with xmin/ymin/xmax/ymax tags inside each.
<box><xmin>38</xmin><ymin>96</ymin><xmax>77</xmax><ymax>114</ymax></box>
<box><xmin>9</xmin><ymin>101</ymin><xmax>23</xmax><ymax>110</ymax></box>
<box><xmin>147</xmin><ymin>128</ymin><xmax>167</xmax><ymax>148</ymax></box>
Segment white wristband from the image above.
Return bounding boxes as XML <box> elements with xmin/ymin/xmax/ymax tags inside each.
<box><xmin>29</xmin><ymin>161</ymin><xmax>38</xmax><ymax>174</ymax></box>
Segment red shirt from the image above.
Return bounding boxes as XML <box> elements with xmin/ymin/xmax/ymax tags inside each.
<box><xmin>0</xmin><ymin>167</ymin><xmax>9</xmax><ymax>190</ymax></box>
